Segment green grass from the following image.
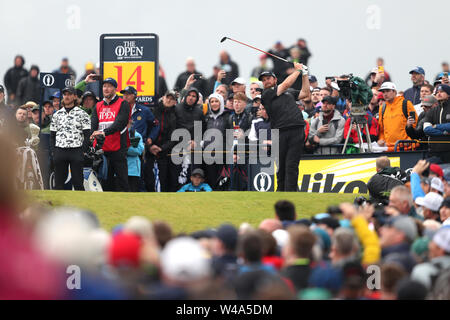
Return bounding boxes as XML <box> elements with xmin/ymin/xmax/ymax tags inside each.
<box><xmin>28</xmin><ymin>191</ymin><xmax>360</xmax><ymax>233</ymax></box>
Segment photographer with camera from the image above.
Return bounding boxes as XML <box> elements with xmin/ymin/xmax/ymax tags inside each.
<box><xmin>173</xmin><ymin>57</ymin><xmax>207</xmax><ymax>98</ymax></box>
<box><xmin>50</xmin><ymin>87</ymin><xmax>91</xmax><ymax>191</ymax></box>
<box><xmin>307</xmin><ymin>96</ymin><xmax>346</xmax><ymax>154</ymax></box>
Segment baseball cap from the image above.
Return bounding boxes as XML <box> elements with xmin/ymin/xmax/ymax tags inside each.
<box><xmin>370</xmin><ymin>67</ymin><xmax>378</xmax><ymax>74</ymax></box>
<box><xmin>108</xmin><ymin>232</ymin><xmax>142</xmax><ymax>268</ymax></box>
<box><xmin>421</xmin><ymin>95</ymin><xmax>438</xmax><ymax>107</ymax></box>
<box><xmin>160</xmin><ymin>237</ymin><xmax>211</xmax><ymax>282</ymax></box>
<box><xmin>253</xmin><ymin>95</ymin><xmax>262</xmax><ymax>102</ymax></box>
<box><xmin>231</xmin><ymin>77</ymin><xmax>246</xmax><ymax>85</ymax></box>
<box><xmin>322</xmin><ymin>95</ymin><xmax>338</xmax><ymax>105</ymax></box>
<box><xmin>315</xmin><ymin>217</ymin><xmax>340</xmax><ymax>230</ymax></box>
<box><xmin>309</xmin><ymin>75</ymin><xmax>318</xmax><ymax>83</ymax></box>
<box><xmin>62</xmin><ymin>87</ymin><xmax>76</xmax><ymax>95</ymax></box>
<box><xmin>409</xmin><ymin>66</ymin><xmax>425</xmax><ymax>75</ymax></box>
<box><xmin>191</xmin><ymin>168</ymin><xmax>205</xmax><ymax>178</ymax></box>
<box><xmin>430</xmin><ymin>163</ymin><xmax>444</xmax><ymax>178</ymax></box>
<box><xmin>42</xmin><ymin>100</ymin><xmax>52</xmax><ymax>106</ymax></box>
<box><xmin>24</xmin><ymin>101</ymin><xmax>38</xmax><ymax>108</ymax></box>
<box><xmin>258</xmin><ymin>71</ymin><xmax>276</xmax><ymax>81</ymax></box>
<box><xmin>377</xmin><ymin>92</ymin><xmax>385</xmax><ymax>100</ymax></box>
<box><xmin>379</xmin><ymin>82</ymin><xmax>397</xmax><ymax>91</ymax></box>
<box><xmin>81</xmin><ymin>91</ymin><xmax>97</xmax><ymax>103</ymax></box>
<box><xmin>165</xmin><ymin>90</ymin><xmax>177</xmax><ymax>100</ymax></box>
<box><xmin>437</xmin><ymin>84</ymin><xmax>450</xmax><ymax>96</ymax></box>
<box><xmin>432</xmin><ymin>227</ymin><xmax>450</xmax><ymax>253</ymax></box>
<box><xmin>385</xmin><ymin>216</ymin><xmax>418</xmax><ymax>242</ymax></box>
<box><xmin>103</xmin><ymin>77</ymin><xmax>118</xmax><ymax>88</ymax></box>
<box><xmin>272</xmin><ymin>229</ymin><xmax>289</xmax><ymax>248</ymax></box>
<box><xmin>50</xmin><ymin>91</ymin><xmax>61</xmax><ymax>100</ymax></box>
<box><xmin>430</xmin><ymin>177</ymin><xmax>444</xmax><ymax>193</ymax></box>
<box><xmin>0</xmin><ymin>84</ymin><xmax>4</xmax><ymax>93</ymax></box>
<box><xmin>120</xmin><ymin>86</ymin><xmax>137</xmax><ymax>95</ymax></box>
<box><xmin>31</xmin><ymin>105</ymin><xmax>40</xmax><ymax>112</ymax></box>
<box><xmin>330</xmin><ymin>82</ymin><xmax>340</xmax><ymax>92</ymax></box>
<box><xmin>215</xmin><ymin>224</ymin><xmax>238</xmax><ymax>251</ymax></box>
<box><xmin>415</xmin><ymin>192</ymin><xmax>444</xmax><ymax>212</ymax></box>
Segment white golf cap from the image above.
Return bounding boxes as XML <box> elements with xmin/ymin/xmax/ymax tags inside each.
<box><xmin>331</xmin><ymin>82</ymin><xmax>340</xmax><ymax>92</ymax></box>
<box><xmin>379</xmin><ymin>81</ymin><xmax>397</xmax><ymax>91</ymax></box>
<box><xmin>231</xmin><ymin>77</ymin><xmax>246</xmax><ymax>85</ymax></box>
<box><xmin>432</xmin><ymin>228</ymin><xmax>450</xmax><ymax>253</ymax></box>
<box><xmin>160</xmin><ymin>237</ymin><xmax>211</xmax><ymax>282</ymax></box>
<box><xmin>431</xmin><ymin>177</ymin><xmax>445</xmax><ymax>193</ymax></box>
<box><xmin>415</xmin><ymin>192</ymin><xmax>444</xmax><ymax>212</ymax></box>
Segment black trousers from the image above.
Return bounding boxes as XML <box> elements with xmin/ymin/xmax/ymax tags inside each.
<box><xmin>128</xmin><ymin>176</ymin><xmax>140</xmax><ymax>192</ymax></box>
<box><xmin>104</xmin><ymin>150</ymin><xmax>129</xmax><ymax>192</ymax></box>
<box><xmin>144</xmin><ymin>154</ymin><xmax>180</xmax><ymax>192</ymax></box>
<box><xmin>54</xmin><ymin>147</ymin><xmax>84</xmax><ymax>191</ymax></box>
<box><xmin>277</xmin><ymin>127</ymin><xmax>304</xmax><ymax>192</ymax></box>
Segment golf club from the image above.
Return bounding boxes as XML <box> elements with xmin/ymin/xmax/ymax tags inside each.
<box><xmin>220</xmin><ymin>36</ymin><xmax>290</xmax><ymax>64</ymax></box>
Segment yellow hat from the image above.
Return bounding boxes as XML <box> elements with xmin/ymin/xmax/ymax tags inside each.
<box><xmin>85</xmin><ymin>61</ymin><xmax>95</xmax><ymax>71</ymax></box>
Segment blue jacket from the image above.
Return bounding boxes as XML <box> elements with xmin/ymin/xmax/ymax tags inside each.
<box><xmin>127</xmin><ymin>131</ymin><xmax>144</xmax><ymax>177</ymax></box>
<box><xmin>131</xmin><ymin>103</ymin><xmax>160</xmax><ymax>143</ymax></box>
<box><xmin>404</xmin><ymin>85</ymin><xmax>421</xmax><ymax>105</ymax></box>
<box><xmin>177</xmin><ymin>183</ymin><xmax>212</xmax><ymax>192</ymax></box>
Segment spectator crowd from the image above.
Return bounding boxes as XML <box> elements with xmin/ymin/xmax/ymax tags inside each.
<box><xmin>1</xmin><ymin>39</ymin><xmax>450</xmax><ymax>193</ymax></box>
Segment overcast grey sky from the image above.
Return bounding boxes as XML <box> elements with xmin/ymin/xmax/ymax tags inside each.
<box><xmin>1</xmin><ymin>0</ymin><xmax>448</xmax><ymax>92</ymax></box>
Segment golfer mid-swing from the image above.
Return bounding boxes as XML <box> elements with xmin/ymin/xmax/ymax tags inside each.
<box><xmin>259</xmin><ymin>62</ymin><xmax>310</xmax><ymax>191</ymax></box>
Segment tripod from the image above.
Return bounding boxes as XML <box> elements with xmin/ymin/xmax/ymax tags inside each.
<box><xmin>342</xmin><ymin>114</ymin><xmax>372</xmax><ymax>154</ymax></box>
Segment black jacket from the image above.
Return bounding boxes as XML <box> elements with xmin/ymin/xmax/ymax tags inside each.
<box><xmin>423</xmin><ymin>100</ymin><xmax>450</xmax><ymax>154</ymax></box>
<box><xmin>406</xmin><ymin>110</ymin><xmax>427</xmax><ymax>140</ymax></box>
<box><xmin>205</xmin><ymin>108</ymin><xmax>231</xmax><ymax>149</ymax></box>
<box><xmin>174</xmin><ymin>88</ymin><xmax>205</xmax><ymax>139</ymax></box>
<box><xmin>227</xmin><ymin>110</ymin><xmax>253</xmax><ymax>133</ymax></box>
<box><xmin>4</xmin><ymin>66</ymin><xmax>28</xmax><ymax>96</ymax></box>
<box><xmin>173</xmin><ymin>71</ymin><xmax>207</xmax><ymax>98</ymax></box>
<box><xmin>219</xmin><ymin>59</ymin><xmax>239</xmax><ymax>86</ymax></box>
<box><xmin>367</xmin><ymin>167</ymin><xmax>406</xmax><ymax>203</ymax></box>
<box><xmin>16</xmin><ymin>76</ymin><xmax>40</xmax><ymax>105</ymax></box>
<box><xmin>151</xmin><ymin>100</ymin><xmax>177</xmax><ymax>155</ymax></box>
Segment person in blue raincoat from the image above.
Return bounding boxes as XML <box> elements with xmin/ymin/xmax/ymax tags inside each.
<box><xmin>127</xmin><ymin>127</ymin><xmax>144</xmax><ymax>192</ymax></box>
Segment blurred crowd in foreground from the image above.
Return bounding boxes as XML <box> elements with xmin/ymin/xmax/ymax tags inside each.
<box><xmin>1</xmin><ymin>131</ymin><xmax>450</xmax><ymax>299</ymax></box>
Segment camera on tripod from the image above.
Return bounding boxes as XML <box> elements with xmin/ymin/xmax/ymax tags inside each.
<box><xmin>338</xmin><ymin>74</ymin><xmax>374</xmax><ymax>153</ymax></box>
<box><xmin>336</xmin><ymin>74</ymin><xmax>368</xmax><ymax>117</ymax></box>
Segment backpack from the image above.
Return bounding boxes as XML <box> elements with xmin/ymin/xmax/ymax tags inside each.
<box><xmin>381</xmin><ymin>99</ymin><xmax>408</xmax><ymax>123</ymax></box>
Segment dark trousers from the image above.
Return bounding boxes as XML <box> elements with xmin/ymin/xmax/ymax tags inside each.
<box><xmin>128</xmin><ymin>176</ymin><xmax>140</xmax><ymax>192</ymax></box>
<box><xmin>277</xmin><ymin>127</ymin><xmax>304</xmax><ymax>192</ymax></box>
<box><xmin>145</xmin><ymin>154</ymin><xmax>179</xmax><ymax>192</ymax></box>
<box><xmin>104</xmin><ymin>150</ymin><xmax>129</xmax><ymax>192</ymax></box>
<box><xmin>205</xmin><ymin>163</ymin><xmax>223</xmax><ymax>190</ymax></box>
<box><xmin>54</xmin><ymin>147</ymin><xmax>84</xmax><ymax>191</ymax></box>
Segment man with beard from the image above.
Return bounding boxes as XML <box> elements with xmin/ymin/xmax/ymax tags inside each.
<box><xmin>260</xmin><ymin>62</ymin><xmax>310</xmax><ymax>191</ymax></box>
<box><xmin>173</xmin><ymin>86</ymin><xmax>205</xmax><ymax>188</ymax></box>
<box><xmin>404</xmin><ymin>67</ymin><xmax>425</xmax><ymax>105</ymax></box>
<box><xmin>91</xmin><ymin>78</ymin><xmax>131</xmax><ymax>192</ymax></box>
<box><xmin>148</xmin><ymin>91</ymin><xmax>178</xmax><ymax>192</ymax></box>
